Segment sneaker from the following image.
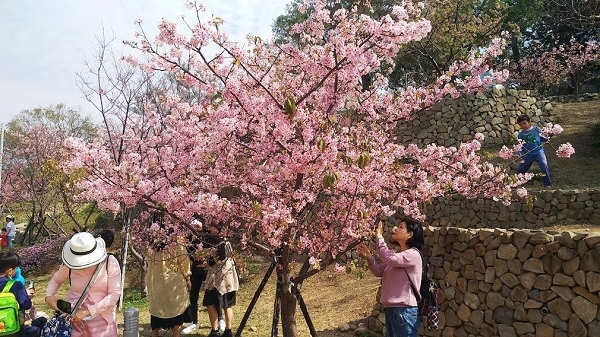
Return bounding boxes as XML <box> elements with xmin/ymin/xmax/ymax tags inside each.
<box><xmin>182</xmin><ymin>323</ymin><xmax>198</xmax><ymax>334</ymax></box>
<box><xmin>221</xmin><ymin>329</ymin><xmax>232</xmax><ymax>337</ymax></box>
<box><xmin>208</xmin><ymin>330</ymin><xmax>220</xmax><ymax>337</ymax></box>
<box><xmin>218</xmin><ymin>319</ymin><xmax>226</xmax><ymax>332</ymax></box>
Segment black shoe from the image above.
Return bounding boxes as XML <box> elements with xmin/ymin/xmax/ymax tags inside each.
<box><xmin>208</xmin><ymin>330</ymin><xmax>221</xmax><ymax>337</ymax></box>
<box><xmin>221</xmin><ymin>329</ymin><xmax>233</xmax><ymax>337</ymax></box>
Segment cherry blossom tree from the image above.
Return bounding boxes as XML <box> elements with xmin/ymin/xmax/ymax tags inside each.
<box><xmin>1</xmin><ymin>105</ymin><xmax>97</xmax><ymax>244</ymax></box>
<box><xmin>63</xmin><ymin>1</ymin><xmax>535</xmax><ymax>335</ymax></box>
<box><xmin>508</xmin><ymin>39</ymin><xmax>599</xmax><ymax>94</ymax></box>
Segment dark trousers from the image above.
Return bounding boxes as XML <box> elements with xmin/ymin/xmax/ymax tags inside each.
<box><xmin>188</xmin><ymin>271</ymin><xmax>206</xmax><ymax>324</ymax></box>
<box><xmin>19</xmin><ymin>317</ymin><xmax>48</xmax><ymax>337</ymax></box>
<box><xmin>516</xmin><ymin>152</ymin><xmax>552</xmax><ymax>186</ymax></box>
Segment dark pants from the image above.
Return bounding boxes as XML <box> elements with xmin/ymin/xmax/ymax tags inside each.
<box><xmin>516</xmin><ymin>152</ymin><xmax>552</xmax><ymax>187</ymax></box>
<box><xmin>187</xmin><ymin>270</ymin><xmax>207</xmax><ymax>324</ymax></box>
<box><xmin>19</xmin><ymin>317</ymin><xmax>47</xmax><ymax>337</ymax></box>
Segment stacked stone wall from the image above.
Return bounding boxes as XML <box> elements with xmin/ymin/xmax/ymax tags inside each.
<box><xmin>426</xmin><ymin>188</ymin><xmax>600</xmax><ymax>228</ymax></box>
<box><xmin>396</xmin><ymin>88</ymin><xmax>557</xmax><ymax>148</ymax></box>
<box><xmin>367</xmin><ymin>226</ymin><xmax>600</xmax><ymax>336</ymax></box>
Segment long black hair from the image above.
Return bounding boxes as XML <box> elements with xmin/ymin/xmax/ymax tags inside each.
<box><xmin>405</xmin><ymin>218</ymin><xmax>424</xmax><ymax>251</ymax></box>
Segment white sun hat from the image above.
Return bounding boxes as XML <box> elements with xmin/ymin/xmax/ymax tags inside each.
<box><xmin>62</xmin><ymin>232</ymin><xmax>107</xmax><ymax>269</ymax></box>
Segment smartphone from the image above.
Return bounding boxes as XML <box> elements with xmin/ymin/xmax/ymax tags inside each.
<box><xmin>57</xmin><ymin>299</ymin><xmax>72</xmax><ymax>313</ymax></box>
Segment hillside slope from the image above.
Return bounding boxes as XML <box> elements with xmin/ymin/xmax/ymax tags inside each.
<box><xmin>546</xmin><ymin>99</ymin><xmax>600</xmax><ymax>189</ymax></box>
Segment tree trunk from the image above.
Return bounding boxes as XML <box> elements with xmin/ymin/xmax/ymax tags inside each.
<box><xmin>511</xmin><ymin>35</ymin><xmax>520</xmax><ymax>62</ymax></box>
<box><xmin>129</xmin><ymin>245</ymin><xmax>148</xmax><ymax>298</ymax></box>
<box><xmin>280</xmin><ymin>246</ymin><xmax>299</xmax><ymax>337</ymax></box>
<box><xmin>280</xmin><ymin>283</ymin><xmax>298</xmax><ymax>337</ymax></box>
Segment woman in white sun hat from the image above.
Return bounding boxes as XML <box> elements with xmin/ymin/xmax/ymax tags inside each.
<box><xmin>45</xmin><ymin>232</ymin><xmax>122</xmax><ymax>337</ymax></box>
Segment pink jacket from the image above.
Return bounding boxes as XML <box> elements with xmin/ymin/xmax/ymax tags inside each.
<box><xmin>366</xmin><ymin>237</ymin><xmax>422</xmax><ymax>308</ymax></box>
<box><xmin>46</xmin><ymin>255</ymin><xmax>121</xmax><ymax>324</ymax></box>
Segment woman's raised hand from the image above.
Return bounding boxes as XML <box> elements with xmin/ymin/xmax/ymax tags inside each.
<box><xmin>375</xmin><ymin>221</ymin><xmax>384</xmax><ymax>238</ymax></box>
<box><xmin>356</xmin><ymin>243</ymin><xmax>372</xmax><ymax>258</ymax></box>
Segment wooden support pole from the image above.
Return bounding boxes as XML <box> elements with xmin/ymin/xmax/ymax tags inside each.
<box><xmin>234</xmin><ymin>262</ymin><xmax>276</xmax><ymax>337</ymax></box>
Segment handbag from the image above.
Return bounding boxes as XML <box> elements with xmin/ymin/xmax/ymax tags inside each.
<box><xmin>40</xmin><ymin>313</ymin><xmax>71</xmax><ymax>337</ymax></box>
<box><xmin>41</xmin><ymin>258</ymin><xmax>107</xmax><ymax>337</ymax></box>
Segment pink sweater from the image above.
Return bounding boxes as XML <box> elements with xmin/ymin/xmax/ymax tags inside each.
<box><xmin>46</xmin><ymin>255</ymin><xmax>122</xmax><ymax>325</ymax></box>
<box><xmin>366</xmin><ymin>237</ymin><xmax>422</xmax><ymax>307</ymax></box>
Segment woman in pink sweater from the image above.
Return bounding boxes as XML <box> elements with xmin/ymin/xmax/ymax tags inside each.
<box><xmin>45</xmin><ymin>232</ymin><xmax>122</xmax><ymax>337</ymax></box>
<box><xmin>357</xmin><ymin>219</ymin><xmax>424</xmax><ymax>337</ymax></box>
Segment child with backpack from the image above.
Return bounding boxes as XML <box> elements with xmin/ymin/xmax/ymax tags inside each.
<box><xmin>0</xmin><ymin>251</ymin><xmax>46</xmax><ymax>337</ymax></box>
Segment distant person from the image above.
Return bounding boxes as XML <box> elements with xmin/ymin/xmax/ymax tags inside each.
<box><xmin>98</xmin><ymin>229</ymin><xmax>115</xmax><ymax>248</ymax></box>
<box><xmin>357</xmin><ymin>219</ymin><xmax>424</xmax><ymax>337</ymax></box>
<box><xmin>45</xmin><ymin>232</ymin><xmax>122</xmax><ymax>337</ymax></box>
<box><xmin>203</xmin><ymin>230</ymin><xmax>239</xmax><ymax>337</ymax></box>
<box><xmin>515</xmin><ymin>114</ymin><xmax>552</xmax><ymax>187</ymax></box>
<box><xmin>0</xmin><ymin>228</ymin><xmax>7</xmax><ymax>249</ymax></box>
<box><xmin>5</xmin><ymin>215</ymin><xmax>15</xmax><ymax>248</ymax></box>
<box><xmin>146</xmin><ymin>225</ymin><xmax>190</xmax><ymax>337</ymax></box>
<box><xmin>0</xmin><ymin>251</ymin><xmax>46</xmax><ymax>337</ymax></box>
<box><xmin>479</xmin><ymin>58</ymin><xmax>503</xmax><ymax>90</ymax></box>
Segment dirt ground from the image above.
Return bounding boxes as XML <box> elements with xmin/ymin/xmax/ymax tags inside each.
<box><xmin>126</xmin><ymin>264</ymin><xmax>380</xmax><ymax>337</ymax></box>
<box><xmin>543</xmin><ymin>99</ymin><xmax>600</xmax><ymax>189</ymax></box>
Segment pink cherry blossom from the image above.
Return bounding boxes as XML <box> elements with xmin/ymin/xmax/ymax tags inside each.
<box><xmin>540</xmin><ymin>123</ymin><xmax>564</xmax><ymax>139</ymax></box>
<box><xmin>499</xmin><ymin>146</ymin><xmax>514</xmax><ymax>159</ymax></box>
<box><xmin>509</xmin><ymin>39</ymin><xmax>599</xmax><ymax>92</ymax></box>
<box><xmin>556</xmin><ymin>143</ymin><xmax>575</xmax><ymax>158</ymax></box>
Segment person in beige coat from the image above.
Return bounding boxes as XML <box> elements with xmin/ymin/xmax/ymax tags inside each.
<box><xmin>202</xmin><ymin>239</ymin><xmax>238</xmax><ymax>337</ymax></box>
<box><xmin>146</xmin><ymin>238</ymin><xmax>191</xmax><ymax>337</ymax></box>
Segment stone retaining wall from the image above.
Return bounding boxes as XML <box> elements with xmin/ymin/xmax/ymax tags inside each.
<box><xmin>426</xmin><ymin>188</ymin><xmax>600</xmax><ymax>228</ymax></box>
<box><xmin>367</xmin><ymin>226</ymin><xmax>600</xmax><ymax>337</ymax></box>
<box><xmin>396</xmin><ymin>88</ymin><xmax>557</xmax><ymax>147</ymax></box>
<box><xmin>395</xmin><ymin>89</ymin><xmax>599</xmax><ymax>228</ymax></box>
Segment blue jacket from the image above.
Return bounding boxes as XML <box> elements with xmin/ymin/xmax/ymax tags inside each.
<box><xmin>518</xmin><ymin>126</ymin><xmax>547</xmax><ymax>158</ymax></box>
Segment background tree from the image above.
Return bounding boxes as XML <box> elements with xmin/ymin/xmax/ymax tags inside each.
<box><xmin>505</xmin><ymin>0</ymin><xmax>600</xmax><ymax>93</ymax></box>
<box><xmin>63</xmin><ymin>1</ymin><xmax>534</xmax><ymax>336</ymax></box>
<box><xmin>0</xmin><ymin>105</ymin><xmax>97</xmax><ymax>245</ymax></box>
<box><xmin>274</xmin><ymin>0</ymin><xmax>508</xmax><ymax>87</ymax></box>
<box><xmin>508</xmin><ymin>39</ymin><xmax>599</xmax><ymax>94</ymax></box>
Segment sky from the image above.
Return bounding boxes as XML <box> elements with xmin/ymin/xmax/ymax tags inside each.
<box><xmin>0</xmin><ymin>0</ymin><xmax>290</xmax><ymax>126</ymax></box>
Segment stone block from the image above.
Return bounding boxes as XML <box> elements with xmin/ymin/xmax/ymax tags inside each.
<box><xmin>571</xmin><ymin>296</ymin><xmax>598</xmax><ymax>324</ymax></box>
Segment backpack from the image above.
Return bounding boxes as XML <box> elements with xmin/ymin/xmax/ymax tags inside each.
<box><xmin>419</xmin><ymin>268</ymin><xmax>440</xmax><ymax>310</ymax></box>
<box><xmin>0</xmin><ymin>280</ymin><xmax>21</xmax><ymax>336</ymax></box>
<box><xmin>405</xmin><ymin>253</ymin><xmax>441</xmax><ymax>331</ymax></box>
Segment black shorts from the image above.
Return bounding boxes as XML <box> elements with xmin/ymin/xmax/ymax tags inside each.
<box><xmin>150</xmin><ymin>310</ymin><xmax>185</xmax><ymax>330</ymax></box>
<box><xmin>202</xmin><ymin>288</ymin><xmax>237</xmax><ymax>308</ymax></box>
